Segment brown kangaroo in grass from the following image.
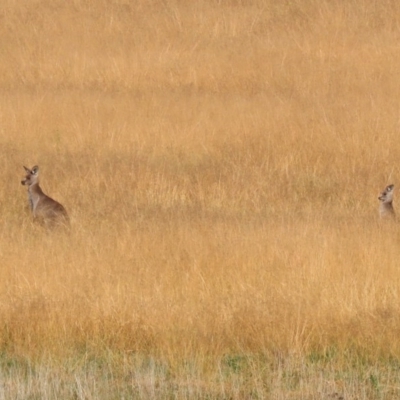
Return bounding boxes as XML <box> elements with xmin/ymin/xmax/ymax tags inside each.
<box><xmin>378</xmin><ymin>184</ymin><xmax>395</xmax><ymax>219</ymax></box>
<box><xmin>21</xmin><ymin>165</ymin><xmax>69</xmax><ymax>227</ymax></box>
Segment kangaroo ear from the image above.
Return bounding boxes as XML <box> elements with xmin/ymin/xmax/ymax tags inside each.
<box><xmin>23</xmin><ymin>166</ymin><xmax>31</xmax><ymax>173</ymax></box>
<box><xmin>31</xmin><ymin>166</ymin><xmax>39</xmax><ymax>175</ymax></box>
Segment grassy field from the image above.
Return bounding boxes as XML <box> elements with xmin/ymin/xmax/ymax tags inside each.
<box><xmin>1</xmin><ymin>0</ymin><xmax>400</xmax><ymax>398</ymax></box>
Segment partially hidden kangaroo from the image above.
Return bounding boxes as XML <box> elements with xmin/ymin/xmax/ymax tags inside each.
<box><xmin>21</xmin><ymin>165</ymin><xmax>69</xmax><ymax>227</ymax></box>
<box><xmin>378</xmin><ymin>184</ymin><xmax>395</xmax><ymax>219</ymax></box>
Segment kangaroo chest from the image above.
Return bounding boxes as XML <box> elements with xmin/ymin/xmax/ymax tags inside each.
<box><xmin>28</xmin><ymin>186</ymin><xmax>42</xmax><ymax>213</ymax></box>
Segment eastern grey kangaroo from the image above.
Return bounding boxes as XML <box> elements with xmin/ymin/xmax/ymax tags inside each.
<box><xmin>21</xmin><ymin>165</ymin><xmax>69</xmax><ymax>227</ymax></box>
<box><xmin>378</xmin><ymin>184</ymin><xmax>395</xmax><ymax>219</ymax></box>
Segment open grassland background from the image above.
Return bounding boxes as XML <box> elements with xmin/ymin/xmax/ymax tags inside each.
<box><xmin>1</xmin><ymin>0</ymin><xmax>400</xmax><ymax>398</ymax></box>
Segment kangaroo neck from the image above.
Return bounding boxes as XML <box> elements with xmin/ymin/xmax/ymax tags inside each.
<box><xmin>29</xmin><ymin>182</ymin><xmax>44</xmax><ymax>195</ymax></box>
<box><xmin>380</xmin><ymin>202</ymin><xmax>395</xmax><ymax>217</ymax></box>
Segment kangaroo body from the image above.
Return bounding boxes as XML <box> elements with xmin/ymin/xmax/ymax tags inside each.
<box><xmin>21</xmin><ymin>165</ymin><xmax>69</xmax><ymax>227</ymax></box>
<box><xmin>378</xmin><ymin>184</ymin><xmax>395</xmax><ymax>219</ymax></box>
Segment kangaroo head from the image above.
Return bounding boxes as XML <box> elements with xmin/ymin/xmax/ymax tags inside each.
<box><xmin>21</xmin><ymin>165</ymin><xmax>40</xmax><ymax>186</ymax></box>
<box><xmin>378</xmin><ymin>184</ymin><xmax>394</xmax><ymax>204</ymax></box>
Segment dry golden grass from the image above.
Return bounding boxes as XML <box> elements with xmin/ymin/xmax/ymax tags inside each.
<box><xmin>1</xmin><ymin>0</ymin><xmax>400</xmax><ymax>397</ymax></box>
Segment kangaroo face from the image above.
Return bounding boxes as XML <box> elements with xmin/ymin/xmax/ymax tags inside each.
<box><xmin>21</xmin><ymin>165</ymin><xmax>39</xmax><ymax>187</ymax></box>
<box><xmin>378</xmin><ymin>184</ymin><xmax>394</xmax><ymax>204</ymax></box>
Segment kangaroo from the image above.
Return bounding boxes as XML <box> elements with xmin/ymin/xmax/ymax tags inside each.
<box><xmin>378</xmin><ymin>184</ymin><xmax>395</xmax><ymax>219</ymax></box>
<box><xmin>21</xmin><ymin>165</ymin><xmax>69</xmax><ymax>227</ymax></box>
